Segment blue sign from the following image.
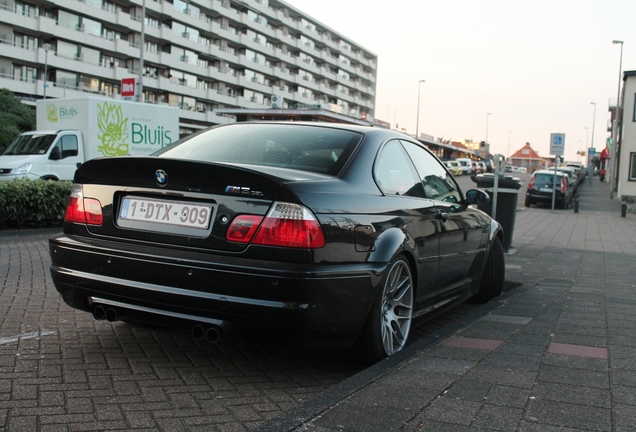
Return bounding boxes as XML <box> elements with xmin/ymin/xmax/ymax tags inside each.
<box><xmin>550</xmin><ymin>133</ymin><xmax>565</xmax><ymax>156</ymax></box>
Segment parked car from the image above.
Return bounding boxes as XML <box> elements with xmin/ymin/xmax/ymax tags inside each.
<box><xmin>556</xmin><ymin>166</ymin><xmax>581</xmax><ymax>191</ymax></box>
<box><xmin>49</xmin><ymin>122</ymin><xmax>505</xmax><ymax>363</ymax></box>
<box><xmin>525</xmin><ymin>169</ymin><xmax>573</xmax><ymax>209</ymax></box>
<box><xmin>444</xmin><ymin>160</ymin><xmax>463</xmax><ymax>176</ymax></box>
<box><xmin>455</xmin><ymin>158</ymin><xmax>473</xmax><ymax>176</ymax></box>
<box><xmin>476</xmin><ymin>161</ymin><xmax>487</xmax><ymax>174</ymax></box>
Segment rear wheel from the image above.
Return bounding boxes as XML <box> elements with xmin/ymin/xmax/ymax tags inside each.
<box><xmin>473</xmin><ymin>237</ymin><xmax>505</xmax><ymax>302</ymax></box>
<box><xmin>356</xmin><ymin>256</ymin><xmax>414</xmax><ymax>363</ymax></box>
<box><xmin>524</xmin><ymin>196</ymin><xmax>531</xmax><ymax>207</ymax></box>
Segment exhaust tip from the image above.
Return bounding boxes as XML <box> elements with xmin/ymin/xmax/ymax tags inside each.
<box><xmin>205</xmin><ymin>326</ymin><xmax>223</xmax><ymax>344</ymax></box>
<box><xmin>92</xmin><ymin>305</ymin><xmax>106</xmax><ymax>320</ymax></box>
<box><xmin>191</xmin><ymin>325</ymin><xmax>205</xmax><ymax>340</ymax></box>
<box><xmin>106</xmin><ymin>308</ymin><xmax>118</xmax><ymax>322</ymax></box>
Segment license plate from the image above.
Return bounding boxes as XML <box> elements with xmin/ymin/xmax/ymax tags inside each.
<box><xmin>119</xmin><ymin>196</ymin><xmax>213</xmax><ymax>230</ymax></box>
<box><xmin>539</xmin><ymin>187</ymin><xmax>554</xmax><ymax>193</ymax></box>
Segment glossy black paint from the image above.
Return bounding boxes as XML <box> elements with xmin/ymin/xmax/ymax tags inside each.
<box><xmin>50</xmin><ymin>122</ymin><xmax>502</xmax><ymax>347</ymax></box>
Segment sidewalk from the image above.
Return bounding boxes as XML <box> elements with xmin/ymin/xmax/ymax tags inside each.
<box><xmin>254</xmin><ymin>177</ymin><xmax>636</xmax><ymax>431</ymax></box>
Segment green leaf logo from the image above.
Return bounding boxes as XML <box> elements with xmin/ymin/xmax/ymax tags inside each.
<box><xmin>97</xmin><ymin>102</ymin><xmax>130</xmax><ymax>157</ymax></box>
<box><xmin>46</xmin><ymin>104</ymin><xmax>58</xmax><ymax>123</ymax></box>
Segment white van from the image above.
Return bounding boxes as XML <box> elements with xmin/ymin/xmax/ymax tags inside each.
<box><xmin>0</xmin><ymin>97</ymin><xmax>179</xmax><ymax>181</ymax></box>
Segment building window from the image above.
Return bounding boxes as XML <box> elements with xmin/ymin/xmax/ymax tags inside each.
<box><xmin>14</xmin><ymin>0</ymin><xmax>39</xmax><ymax>17</ymax></box>
<box><xmin>629</xmin><ymin>153</ymin><xmax>636</xmax><ymax>181</ymax></box>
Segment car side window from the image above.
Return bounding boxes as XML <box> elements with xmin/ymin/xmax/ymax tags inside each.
<box><xmin>60</xmin><ymin>135</ymin><xmax>79</xmax><ymax>159</ymax></box>
<box><xmin>374</xmin><ymin>140</ymin><xmax>424</xmax><ymax>197</ymax></box>
<box><xmin>400</xmin><ymin>140</ymin><xmax>461</xmax><ymax>203</ymax></box>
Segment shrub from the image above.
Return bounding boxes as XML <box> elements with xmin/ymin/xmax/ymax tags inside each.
<box><xmin>0</xmin><ymin>179</ymin><xmax>72</xmax><ymax>228</ymax></box>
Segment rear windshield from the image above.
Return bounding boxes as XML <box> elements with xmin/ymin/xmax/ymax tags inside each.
<box><xmin>154</xmin><ymin>124</ymin><xmax>362</xmax><ymax>175</ymax></box>
<box><xmin>534</xmin><ymin>173</ymin><xmax>562</xmax><ymax>183</ymax></box>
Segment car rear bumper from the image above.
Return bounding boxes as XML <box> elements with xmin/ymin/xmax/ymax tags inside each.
<box><xmin>49</xmin><ymin>234</ymin><xmax>383</xmax><ymax>346</ymax></box>
<box><xmin>526</xmin><ymin>191</ymin><xmax>568</xmax><ymax>204</ymax></box>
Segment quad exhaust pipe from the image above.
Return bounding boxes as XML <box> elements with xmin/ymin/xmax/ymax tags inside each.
<box><xmin>91</xmin><ymin>302</ymin><xmax>227</xmax><ymax>344</ymax></box>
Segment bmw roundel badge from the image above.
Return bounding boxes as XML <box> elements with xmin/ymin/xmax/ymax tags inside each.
<box><xmin>155</xmin><ymin>169</ymin><xmax>168</xmax><ymax>186</ymax></box>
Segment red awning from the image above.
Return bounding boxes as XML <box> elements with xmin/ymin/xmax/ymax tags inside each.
<box><xmin>600</xmin><ymin>148</ymin><xmax>609</xmax><ymax>159</ymax></box>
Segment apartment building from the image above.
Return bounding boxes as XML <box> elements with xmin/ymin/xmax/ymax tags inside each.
<box><xmin>0</xmin><ymin>0</ymin><xmax>377</xmax><ymax>136</ymax></box>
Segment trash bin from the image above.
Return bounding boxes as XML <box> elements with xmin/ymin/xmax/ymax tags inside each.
<box><xmin>471</xmin><ymin>174</ymin><xmax>523</xmax><ymax>251</ymax></box>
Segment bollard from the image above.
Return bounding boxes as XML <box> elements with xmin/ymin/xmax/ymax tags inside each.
<box><xmin>574</xmin><ymin>194</ymin><xmax>579</xmax><ymax>213</ymax></box>
<box><xmin>622</xmin><ymin>200</ymin><xmax>627</xmax><ymax>218</ymax></box>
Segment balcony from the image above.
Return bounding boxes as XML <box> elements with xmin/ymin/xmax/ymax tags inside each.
<box><xmin>208</xmin><ymin>67</ymin><xmax>239</xmax><ymax>85</ymax></box>
<box><xmin>210</xmin><ymin>21</ymin><xmax>240</xmax><ymax>43</ymax></box>
<box><xmin>115</xmin><ymin>39</ymin><xmax>142</xmax><ymax>57</ymax></box>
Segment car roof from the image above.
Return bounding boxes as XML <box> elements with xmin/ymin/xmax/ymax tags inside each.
<box><xmin>534</xmin><ymin>170</ymin><xmax>566</xmax><ymax>176</ymax></box>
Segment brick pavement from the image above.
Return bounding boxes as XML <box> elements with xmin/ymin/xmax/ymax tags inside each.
<box><xmin>2</xmin><ymin>176</ymin><xmax>635</xmax><ymax>431</ymax></box>
<box><xmin>0</xmin><ymin>233</ymin><xmax>481</xmax><ymax>430</ymax></box>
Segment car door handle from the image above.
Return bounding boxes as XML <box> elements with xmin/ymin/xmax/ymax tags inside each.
<box><xmin>435</xmin><ymin>211</ymin><xmax>449</xmax><ymax>222</ymax></box>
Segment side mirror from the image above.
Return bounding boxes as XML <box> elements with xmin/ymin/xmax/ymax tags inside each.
<box><xmin>49</xmin><ymin>146</ymin><xmax>61</xmax><ymax>160</ymax></box>
<box><xmin>465</xmin><ymin>189</ymin><xmax>490</xmax><ymax>205</ymax></box>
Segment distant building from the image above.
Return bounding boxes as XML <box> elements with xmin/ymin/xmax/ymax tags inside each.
<box><xmin>509</xmin><ymin>143</ymin><xmax>549</xmax><ymax>172</ymax></box>
<box><xmin>0</xmin><ymin>0</ymin><xmax>377</xmax><ymax>136</ymax></box>
<box><xmin>616</xmin><ymin>70</ymin><xmax>636</xmax><ymax>212</ymax></box>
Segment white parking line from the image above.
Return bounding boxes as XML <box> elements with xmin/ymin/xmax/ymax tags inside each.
<box><xmin>0</xmin><ymin>330</ymin><xmax>57</xmax><ymax>345</ymax></box>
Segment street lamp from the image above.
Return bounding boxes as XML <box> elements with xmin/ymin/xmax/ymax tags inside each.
<box><xmin>609</xmin><ymin>40</ymin><xmax>623</xmax><ymax>199</ymax></box>
<box><xmin>485</xmin><ymin>112</ymin><xmax>491</xmax><ymax>143</ymax></box>
<box><xmin>507</xmin><ymin>131</ymin><xmax>512</xmax><ymax>161</ymax></box>
<box><xmin>138</xmin><ymin>0</ymin><xmax>146</xmax><ymax>103</ymax></box>
<box><xmin>42</xmin><ymin>43</ymin><xmax>51</xmax><ymax>99</ymax></box>
<box><xmin>415</xmin><ymin>79</ymin><xmax>425</xmax><ymax>139</ymax></box>
<box><xmin>590</xmin><ymin>102</ymin><xmax>597</xmax><ymax>160</ymax></box>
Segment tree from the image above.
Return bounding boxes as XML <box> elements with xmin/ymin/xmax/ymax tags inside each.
<box><xmin>0</xmin><ymin>88</ymin><xmax>36</xmax><ymax>154</ymax></box>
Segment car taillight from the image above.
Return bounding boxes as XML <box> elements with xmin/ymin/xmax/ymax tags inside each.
<box><xmin>561</xmin><ymin>178</ymin><xmax>566</xmax><ymax>193</ymax></box>
<box><xmin>226</xmin><ymin>202</ymin><xmax>325</xmax><ymax>248</ymax></box>
<box><xmin>226</xmin><ymin>215</ymin><xmax>263</xmax><ymax>243</ymax></box>
<box><xmin>528</xmin><ymin>176</ymin><xmax>534</xmax><ymax>189</ymax></box>
<box><xmin>64</xmin><ymin>184</ymin><xmax>103</xmax><ymax>225</ymax></box>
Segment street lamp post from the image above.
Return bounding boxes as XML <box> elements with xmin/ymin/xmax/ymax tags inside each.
<box><xmin>609</xmin><ymin>40</ymin><xmax>623</xmax><ymax>199</ymax></box>
<box><xmin>590</xmin><ymin>102</ymin><xmax>596</xmax><ymax>149</ymax></box>
<box><xmin>42</xmin><ymin>43</ymin><xmax>51</xmax><ymax>99</ymax></box>
<box><xmin>579</xmin><ymin>127</ymin><xmax>590</xmax><ymax>162</ymax></box>
<box><xmin>590</xmin><ymin>102</ymin><xmax>596</xmax><ymax>183</ymax></box>
<box><xmin>507</xmin><ymin>131</ymin><xmax>512</xmax><ymax>161</ymax></box>
<box><xmin>415</xmin><ymin>79</ymin><xmax>425</xmax><ymax>139</ymax></box>
<box><xmin>138</xmin><ymin>0</ymin><xmax>146</xmax><ymax>103</ymax></box>
<box><xmin>485</xmin><ymin>113</ymin><xmax>491</xmax><ymax>143</ymax></box>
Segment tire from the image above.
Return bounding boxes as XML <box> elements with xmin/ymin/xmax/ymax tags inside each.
<box><xmin>473</xmin><ymin>236</ymin><xmax>505</xmax><ymax>303</ymax></box>
<box><xmin>356</xmin><ymin>256</ymin><xmax>414</xmax><ymax>363</ymax></box>
<box><xmin>524</xmin><ymin>196</ymin><xmax>531</xmax><ymax>207</ymax></box>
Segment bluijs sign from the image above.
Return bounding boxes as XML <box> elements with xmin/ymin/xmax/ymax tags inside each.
<box><xmin>46</xmin><ymin>103</ymin><xmax>78</xmax><ymax>122</ymax></box>
<box><xmin>36</xmin><ymin>97</ymin><xmax>179</xmax><ymax>159</ymax></box>
<box><xmin>98</xmin><ymin>102</ymin><xmax>174</xmax><ymax>156</ymax></box>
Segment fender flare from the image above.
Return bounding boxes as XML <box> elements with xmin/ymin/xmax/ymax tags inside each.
<box><xmin>367</xmin><ymin>227</ymin><xmax>410</xmax><ymax>264</ymax></box>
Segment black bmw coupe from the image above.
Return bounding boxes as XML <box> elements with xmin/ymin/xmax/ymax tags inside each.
<box><xmin>49</xmin><ymin>122</ymin><xmax>504</xmax><ymax>363</ymax></box>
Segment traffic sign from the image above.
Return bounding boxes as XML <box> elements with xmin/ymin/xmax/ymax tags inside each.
<box><xmin>550</xmin><ymin>133</ymin><xmax>565</xmax><ymax>156</ymax></box>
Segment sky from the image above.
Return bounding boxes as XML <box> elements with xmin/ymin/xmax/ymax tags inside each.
<box><xmin>286</xmin><ymin>0</ymin><xmax>635</xmax><ymax>162</ymax></box>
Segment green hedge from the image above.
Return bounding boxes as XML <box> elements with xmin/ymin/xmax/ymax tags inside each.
<box><xmin>0</xmin><ymin>179</ymin><xmax>73</xmax><ymax>228</ymax></box>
